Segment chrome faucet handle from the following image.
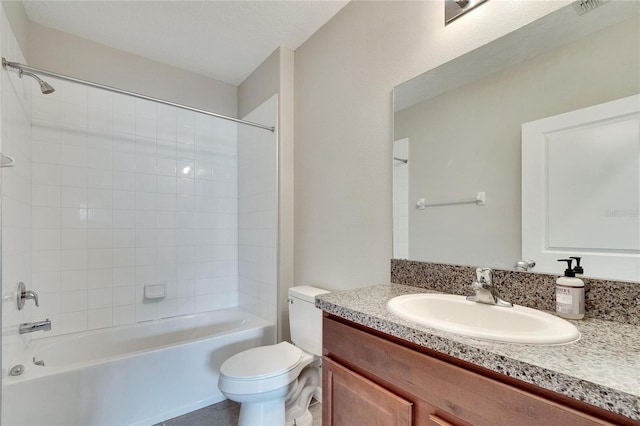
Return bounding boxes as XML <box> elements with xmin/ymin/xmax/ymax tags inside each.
<box><xmin>17</xmin><ymin>282</ymin><xmax>39</xmax><ymax>310</ymax></box>
<box><xmin>475</xmin><ymin>267</ymin><xmax>492</xmax><ymax>285</ymax></box>
<box><xmin>513</xmin><ymin>260</ymin><xmax>536</xmax><ymax>271</ymax></box>
<box><xmin>468</xmin><ymin>267</ymin><xmax>513</xmax><ymax>307</ymax></box>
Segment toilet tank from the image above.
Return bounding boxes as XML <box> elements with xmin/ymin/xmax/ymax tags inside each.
<box><xmin>288</xmin><ymin>286</ymin><xmax>330</xmax><ymax>356</ymax></box>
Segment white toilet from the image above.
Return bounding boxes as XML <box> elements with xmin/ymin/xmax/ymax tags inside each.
<box><xmin>218</xmin><ymin>286</ymin><xmax>330</xmax><ymax>426</ymax></box>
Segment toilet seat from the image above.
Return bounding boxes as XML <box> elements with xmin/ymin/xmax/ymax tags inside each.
<box><xmin>221</xmin><ymin>342</ymin><xmax>302</xmax><ymax>380</ymax></box>
<box><xmin>218</xmin><ymin>342</ymin><xmax>315</xmax><ymax>396</ymax></box>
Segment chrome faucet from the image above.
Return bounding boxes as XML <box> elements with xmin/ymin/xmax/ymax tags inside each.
<box><xmin>19</xmin><ymin>319</ymin><xmax>51</xmax><ymax>334</ymax></box>
<box><xmin>466</xmin><ymin>268</ymin><xmax>513</xmax><ymax>307</ymax></box>
<box><xmin>513</xmin><ymin>259</ymin><xmax>536</xmax><ymax>271</ymax></box>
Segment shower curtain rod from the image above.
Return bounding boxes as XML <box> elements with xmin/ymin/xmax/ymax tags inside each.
<box><xmin>2</xmin><ymin>58</ymin><xmax>275</xmax><ymax>133</ymax></box>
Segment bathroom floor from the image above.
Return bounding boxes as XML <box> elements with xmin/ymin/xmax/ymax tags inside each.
<box><xmin>155</xmin><ymin>399</ymin><xmax>322</xmax><ymax>426</ymax></box>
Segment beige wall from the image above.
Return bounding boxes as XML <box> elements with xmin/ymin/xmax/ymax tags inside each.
<box><xmin>395</xmin><ymin>17</ymin><xmax>639</xmax><ymax>270</ymax></box>
<box><xmin>239</xmin><ymin>47</ymin><xmax>295</xmax><ymax>341</ymax></box>
<box><xmin>293</xmin><ymin>1</ymin><xmax>570</xmax><ymax>291</ymax></box>
<box><xmin>27</xmin><ymin>22</ymin><xmax>237</xmax><ymax>117</ymax></box>
<box><xmin>1</xmin><ymin>1</ymin><xmax>28</xmax><ymax>57</ymax></box>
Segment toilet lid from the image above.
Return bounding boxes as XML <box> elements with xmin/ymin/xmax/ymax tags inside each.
<box><xmin>221</xmin><ymin>342</ymin><xmax>302</xmax><ymax>380</ymax></box>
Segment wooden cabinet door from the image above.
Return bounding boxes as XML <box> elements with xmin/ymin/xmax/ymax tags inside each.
<box><xmin>323</xmin><ymin>357</ymin><xmax>413</xmax><ymax>426</ymax></box>
<box><xmin>428</xmin><ymin>414</ymin><xmax>456</xmax><ymax>426</ymax></box>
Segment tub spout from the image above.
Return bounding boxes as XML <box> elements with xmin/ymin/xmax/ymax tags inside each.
<box><xmin>19</xmin><ymin>319</ymin><xmax>51</xmax><ymax>334</ymax></box>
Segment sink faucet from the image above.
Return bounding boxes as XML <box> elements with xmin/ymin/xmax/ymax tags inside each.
<box><xmin>513</xmin><ymin>259</ymin><xmax>536</xmax><ymax>271</ymax></box>
<box><xmin>466</xmin><ymin>268</ymin><xmax>513</xmax><ymax>307</ymax></box>
<box><xmin>19</xmin><ymin>319</ymin><xmax>51</xmax><ymax>334</ymax></box>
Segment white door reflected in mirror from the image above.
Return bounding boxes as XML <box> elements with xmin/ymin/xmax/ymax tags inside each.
<box><xmin>522</xmin><ymin>94</ymin><xmax>640</xmax><ymax>281</ymax></box>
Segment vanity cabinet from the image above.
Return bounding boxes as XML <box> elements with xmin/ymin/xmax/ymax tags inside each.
<box><xmin>322</xmin><ymin>315</ymin><xmax>633</xmax><ymax>426</ymax></box>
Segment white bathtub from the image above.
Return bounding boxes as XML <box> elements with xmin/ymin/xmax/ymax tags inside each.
<box><xmin>2</xmin><ymin>307</ymin><xmax>273</xmax><ymax>426</ymax></box>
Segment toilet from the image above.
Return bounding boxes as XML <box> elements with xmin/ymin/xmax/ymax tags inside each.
<box><xmin>218</xmin><ymin>286</ymin><xmax>330</xmax><ymax>426</ymax></box>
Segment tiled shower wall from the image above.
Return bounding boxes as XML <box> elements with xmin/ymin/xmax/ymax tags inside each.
<box><xmin>238</xmin><ymin>95</ymin><xmax>278</xmax><ymax>325</ymax></box>
<box><xmin>29</xmin><ymin>76</ymin><xmax>239</xmax><ymax>336</ymax></box>
<box><xmin>1</xmin><ymin>7</ymin><xmax>33</xmax><ymax>370</ymax></box>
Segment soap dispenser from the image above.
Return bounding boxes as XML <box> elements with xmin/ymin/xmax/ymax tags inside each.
<box><xmin>556</xmin><ymin>259</ymin><xmax>585</xmax><ymax>320</ymax></box>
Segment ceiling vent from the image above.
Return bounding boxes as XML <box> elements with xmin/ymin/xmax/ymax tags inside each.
<box><xmin>572</xmin><ymin>0</ymin><xmax>611</xmax><ymax>16</ymax></box>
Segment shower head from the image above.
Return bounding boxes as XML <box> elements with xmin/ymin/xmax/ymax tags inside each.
<box><xmin>19</xmin><ymin>70</ymin><xmax>55</xmax><ymax>94</ymax></box>
<box><xmin>2</xmin><ymin>58</ymin><xmax>55</xmax><ymax>94</ymax></box>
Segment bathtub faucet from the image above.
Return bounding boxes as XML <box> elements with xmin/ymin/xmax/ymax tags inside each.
<box><xmin>19</xmin><ymin>319</ymin><xmax>51</xmax><ymax>334</ymax></box>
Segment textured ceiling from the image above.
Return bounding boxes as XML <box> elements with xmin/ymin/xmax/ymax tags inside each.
<box><xmin>22</xmin><ymin>1</ymin><xmax>349</xmax><ymax>86</ymax></box>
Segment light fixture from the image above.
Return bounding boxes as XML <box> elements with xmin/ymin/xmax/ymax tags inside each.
<box><xmin>445</xmin><ymin>0</ymin><xmax>488</xmax><ymax>25</ymax></box>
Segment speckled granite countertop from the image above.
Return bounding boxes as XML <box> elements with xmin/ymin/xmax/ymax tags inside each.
<box><xmin>316</xmin><ymin>283</ymin><xmax>640</xmax><ymax>421</ymax></box>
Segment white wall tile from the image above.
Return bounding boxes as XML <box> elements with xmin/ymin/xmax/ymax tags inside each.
<box><xmin>59</xmin><ymin>311</ymin><xmax>88</xmax><ymax>334</ymax></box>
<box><xmin>61</xmin><ymin>269</ymin><xmax>88</xmax><ymax>292</ymax></box>
<box><xmin>60</xmin><ymin>103</ymin><xmax>88</xmax><ymax>130</ymax></box>
<box><xmin>113</xmin><ymin>229</ymin><xmax>135</xmax><ymax>248</ymax></box>
<box><xmin>32</xmin><ymin>206</ymin><xmax>60</xmax><ymax>228</ymax></box>
<box><xmin>19</xmin><ymin>80</ymin><xmax>250</xmax><ymax>339</ymax></box>
<box><xmin>59</xmin><ymin>80</ymin><xmax>87</xmax><ymax>106</ymax></box>
<box><xmin>88</xmin><ymin>287</ymin><xmax>112</xmax><ymax>309</ymax></box>
<box><xmin>32</xmin><ymin>163</ymin><xmax>60</xmax><ymax>186</ymax></box>
<box><xmin>135</xmin><ymin>302</ymin><xmax>156</xmax><ymax>322</ymax></box>
<box><xmin>32</xmin><ymin>184</ymin><xmax>60</xmax><ymax>207</ymax></box>
<box><xmin>88</xmin><ymin>89</ymin><xmax>112</xmax><ymax>111</ymax></box>
<box><xmin>87</xmin><ymin>169</ymin><xmax>112</xmax><ymax>189</ymax></box>
<box><xmin>113</xmin><ymin>285</ymin><xmax>135</xmax><ymax>306</ymax></box>
<box><xmin>60</xmin><ymin>166</ymin><xmax>87</xmax><ymax>187</ymax></box>
<box><xmin>60</xmin><ymin>249</ymin><xmax>87</xmax><ymax>270</ymax></box>
<box><xmin>32</xmin><ymin>270</ymin><xmax>61</xmax><ymax>294</ymax></box>
<box><xmin>87</xmin><ymin>268</ymin><xmax>113</xmax><ymax>289</ymax></box>
<box><xmin>113</xmin><ymin>248</ymin><xmax>136</xmax><ymax>268</ymax></box>
<box><xmin>61</xmin><ymin>290</ymin><xmax>88</xmax><ymax>313</ymax></box>
<box><xmin>32</xmin><ymin>141</ymin><xmax>60</xmax><ymax>164</ymax></box>
<box><xmin>88</xmin><ymin>108</ymin><xmax>112</xmax><ymax>133</ymax></box>
<box><xmin>32</xmin><ymin>229</ymin><xmax>61</xmax><ymax>251</ymax></box>
<box><xmin>88</xmin><ymin>188</ymin><xmax>113</xmax><ymax>209</ymax></box>
<box><xmin>113</xmin><ymin>209</ymin><xmax>135</xmax><ymax>228</ymax></box>
<box><xmin>113</xmin><ymin>267</ymin><xmax>135</xmax><ymax>286</ymax></box>
<box><xmin>112</xmin><ymin>171</ymin><xmax>136</xmax><ymax>190</ymax></box>
<box><xmin>88</xmin><ymin>308</ymin><xmax>113</xmax><ymax>330</ymax></box>
<box><xmin>88</xmin><ymin>208</ymin><xmax>112</xmax><ymax>228</ymax></box>
<box><xmin>60</xmin><ymin>186</ymin><xmax>87</xmax><ymax>208</ymax></box>
<box><xmin>60</xmin><ymin>208</ymin><xmax>88</xmax><ymax>228</ymax></box>
<box><xmin>113</xmin><ymin>93</ymin><xmax>135</xmax><ymax>115</ymax></box>
<box><xmin>157</xmin><ymin>298</ymin><xmax>177</xmax><ymax>319</ymax></box>
<box><xmin>176</xmin><ymin>297</ymin><xmax>195</xmax><ymax>315</ymax></box>
<box><xmin>88</xmin><ymin>248</ymin><xmax>113</xmax><ymax>269</ymax></box>
<box><xmin>59</xmin><ymin>144</ymin><xmax>87</xmax><ymax>167</ymax></box>
<box><xmin>88</xmin><ymin>229</ymin><xmax>112</xmax><ymax>249</ymax></box>
<box><xmin>61</xmin><ymin>229</ymin><xmax>87</xmax><ymax>249</ymax></box>
<box><xmin>87</xmin><ymin>148</ymin><xmax>113</xmax><ymax>170</ymax></box>
<box><xmin>113</xmin><ymin>305</ymin><xmax>135</xmax><ymax>326</ymax></box>
<box><xmin>113</xmin><ymin>151</ymin><xmax>136</xmax><ymax>172</ymax></box>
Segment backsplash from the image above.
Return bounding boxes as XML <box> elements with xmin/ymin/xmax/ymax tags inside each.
<box><xmin>391</xmin><ymin>259</ymin><xmax>640</xmax><ymax>325</ymax></box>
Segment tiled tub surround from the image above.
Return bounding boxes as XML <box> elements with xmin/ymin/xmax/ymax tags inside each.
<box><xmin>317</xmin><ymin>284</ymin><xmax>640</xmax><ymax>421</ymax></box>
<box><xmin>28</xmin><ymin>77</ymin><xmax>241</xmax><ymax>336</ymax></box>
<box><xmin>391</xmin><ymin>259</ymin><xmax>640</xmax><ymax>325</ymax></box>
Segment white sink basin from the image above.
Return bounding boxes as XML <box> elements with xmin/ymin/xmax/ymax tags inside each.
<box><xmin>387</xmin><ymin>294</ymin><xmax>580</xmax><ymax>345</ymax></box>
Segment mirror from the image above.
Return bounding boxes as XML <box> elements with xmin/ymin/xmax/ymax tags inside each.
<box><xmin>392</xmin><ymin>2</ymin><xmax>640</xmax><ymax>281</ymax></box>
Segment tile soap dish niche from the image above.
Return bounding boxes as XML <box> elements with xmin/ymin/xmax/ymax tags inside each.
<box><xmin>144</xmin><ymin>283</ymin><xmax>167</xmax><ymax>300</ymax></box>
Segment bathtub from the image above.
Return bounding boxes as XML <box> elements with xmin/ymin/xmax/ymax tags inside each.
<box><xmin>2</xmin><ymin>307</ymin><xmax>273</xmax><ymax>426</ymax></box>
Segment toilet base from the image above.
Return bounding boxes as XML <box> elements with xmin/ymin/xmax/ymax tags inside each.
<box><xmin>287</xmin><ymin>408</ymin><xmax>312</xmax><ymax>426</ymax></box>
<box><xmin>238</xmin><ymin>400</ymin><xmax>285</xmax><ymax>426</ymax></box>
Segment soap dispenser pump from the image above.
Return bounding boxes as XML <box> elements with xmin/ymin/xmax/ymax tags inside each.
<box><xmin>556</xmin><ymin>259</ymin><xmax>585</xmax><ymax>320</ymax></box>
<box><xmin>570</xmin><ymin>256</ymin><xmax>584</xmax><ymax>275</ymax></box>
